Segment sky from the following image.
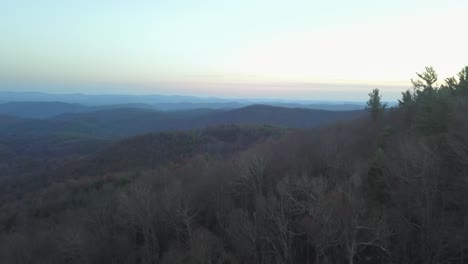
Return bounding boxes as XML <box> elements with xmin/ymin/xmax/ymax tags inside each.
<box><xmin>0</xmin><ymin>0</ymin><xmax>467</xmax><ymax>101</ymax></box>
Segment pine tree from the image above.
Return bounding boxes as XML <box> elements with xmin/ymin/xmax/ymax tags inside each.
<box><xmin>398</xmin><ymin>90</ymin><xmax>413</xmax><ymax>107</ymax></box>
<box><xmin>411</xmin><ymin>66</ymin><xmax>438</xmax><ymax>94</ymax></box>
<box><xmin>365</xmin><ymin>88</ymin><xmax>387</xmax><ymax>121</ymax></box>
<box><xmin>456</xmin><ymin>66</ymin><xmax>468</xmax><ymax>96</ymax></box>
<box><xmin>398</xmin><ymin>90</ymin><xmax>415</xmax><ymax>122</ymax></box>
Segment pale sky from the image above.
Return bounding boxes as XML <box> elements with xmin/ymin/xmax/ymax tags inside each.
<box><xmin>1</xmin><ymin>0</ymin><xmax>467</xmax><ymax>100</ymax></box>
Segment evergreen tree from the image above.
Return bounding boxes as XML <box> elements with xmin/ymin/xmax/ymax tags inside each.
<box><xmin>398</xmin><ymin>90</ymin><xmax>413</xmax><ymax>107</ymax></box>
<box><xmin>398</xmin><ymin>90</ymin><xmax>415</xmax><ymax>122</ymax></box>
<box><xmin>455</xmin><ymin>66</ymin><xmax>468</xmax><ymax>96</ymax></box>
<box><xmin>411</xmin><ymin>66</ymin><xmax>438</xmax><ymax>95</ymax></box>
<box><xmin>366</xmin><ymin>88</ymin><xmax>387</xmax><ymax>121</ymax></box>
<box><xmin>408</xmin><ymin>66</ymin><xmax>455</xmax><ymax>134</ymax></box>
<box><xmin>440</xmin><ymin>77</ymin><xmax>457</xmax><ymax>94</ymax></box>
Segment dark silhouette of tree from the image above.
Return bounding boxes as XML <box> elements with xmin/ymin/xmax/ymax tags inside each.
<box><xmin>398</xmin><ymin>90</ymin><xmax>415</xmax><ymax>122</ymax></box>
<box><xmin>365</xmin><ymin>88</ymin><xmax>387</xmax><ymax>121</ymax></box>
<box><xmin>398</xmin><ymin>90</ymin><xmax>413</xmax><ymax>107</ymax></box>
<box><xmin>411</xmin><ymin>66</ymin><xmax>438</xmax><ymax>94</ymax></box>
<box><xmin>454</xmin><ymin>66</ymin><xmax>468</xmax><ymax>96</ymax></box>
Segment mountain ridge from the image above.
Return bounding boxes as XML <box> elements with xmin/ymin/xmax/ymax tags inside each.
<box><xmin>0</xmin><ymin>104</ymin><xmax>364</xmax><ymax>139</ymax></box>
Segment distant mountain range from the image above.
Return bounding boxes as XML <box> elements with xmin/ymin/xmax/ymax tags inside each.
<box><xmin>0</xmin><ymin>105</ymin><xmax>365</xmax><ymax>139</ymax></box>
<box><xmin>0</xmin><ymin>91</ymin><xmax>365</xmax><ymax>117</ymax></box>
<box><xmin>0</xmin><ymin>103</ymin><xmax>365</xmax><ymax>179</ymax></box>
<box><xmin>0</xmin><ymin>101</ymin><xmax>365</xmax><ymax>118</ymax></box>
<box><xmin>0</xmin><ymin>92</ymin><xmax>366</xmax><ymax>178</ymax></box>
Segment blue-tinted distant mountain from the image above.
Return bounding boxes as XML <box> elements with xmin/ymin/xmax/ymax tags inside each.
<box><xmin>0</xmin><ymin>93</ymin><xmax>364</xmax><ymax>118</ymax></box>
<box><xmin>0</xmin><ymin>91</ymin><xmax>365</xmax><ymax>110</ymax></box>
<box><xmin>0</xmin><ymin>101</ymin><xmax>87</xmax><ymax>118</ymax></box>
<box><xmin>152</xmin><ymin>102</ymin><xmax>247</xmax><ymax>111</ymax></box>
<box><xmin>0</xmin><ymin>105</ymin><xmax>364</xmax><ymax>139</ymax></box>
<box><xmin>0</xmin><ymin>114</ymin><xmax>25</xmax><ymax>125</ymax></box>
<box><xmin>267</xmin><ymin>102</ymin><xmax>363</xmax><ymax>111</ymax></box>
<box><xmin>153</xmin><ymin>102</ymin><xmax>364</xmax><ymax>111</ymax></box>
<box><xmin>0</xmin><ymin>91</ymin><xmax>237</xmax><ymax>105</ymax></box>
<box><xmin>0</xmin><ymin>101</ymin><xmax>158</xmax><ymax>118</ymax></box>
<box><xmin>202</xmin><ymin>104</ymin><xmax>364</xmax><ymax>128</ymax></box>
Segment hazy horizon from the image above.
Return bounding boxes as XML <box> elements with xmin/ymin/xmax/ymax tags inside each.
<box><xmin>0</xmin><ymin>80</ymin><xmax>407</xmax><ymax>102</ymax></box>
<box><xmin>1</xmin><ymin>1</ymin><xmax>467</xmax><ymax>101</ymax></box>
<box><xmin>0</xmin><ymin>89</ymin><xmax>374</xmax><ymax>105</ymax></box>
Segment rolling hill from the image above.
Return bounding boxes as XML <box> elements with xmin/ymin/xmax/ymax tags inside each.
<box><xmin>0</xmin><ymin>105</ymin><xmax>364</xmax><ymax>139</ymax></box>
<box><xmin>0</xmin><ymin>101</ymin><xmax>86</xmax><ymax>118</ymax></box>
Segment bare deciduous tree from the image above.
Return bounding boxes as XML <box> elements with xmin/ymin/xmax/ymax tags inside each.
<box><xmin>120</xmin><ymin>183</ymin><xmax>160</xmax><ymax>264</ymax></box>
<box><xmin>226</xmin><ymin>208</ymin><xmax>260</xmax><ymax>263</ymax></box>
<box><xmin>235</xmin><ymin>155</ymin><xmax>266</xmax><ymax>197</ymax></box>
<box><xmin>265</xmin><ymin>195</ymin><xmax>295</xmax><ymax>264</ymax></box>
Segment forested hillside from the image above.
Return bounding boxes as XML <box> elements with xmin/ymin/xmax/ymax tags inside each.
<box><xmin>0</xmin><ymin>105</ymin><xmax>363</xmax><ymax>138</ymax></box>
<box><xmin>0</xmin><ymin>66</ymin><xmax>468</xmax><ymax>263</ymax></box>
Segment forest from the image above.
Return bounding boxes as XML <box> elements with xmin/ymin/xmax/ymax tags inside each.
<box><xmin>0</xmin><ymin>66</ymin><xmax>468</xmax><ymax>264</ymax></box>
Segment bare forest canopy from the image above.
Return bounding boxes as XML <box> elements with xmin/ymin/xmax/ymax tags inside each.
<box><xmin>0</xmin><ymin>66</ymin><xmax>468</xmax><ymax>264</ymax></box>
